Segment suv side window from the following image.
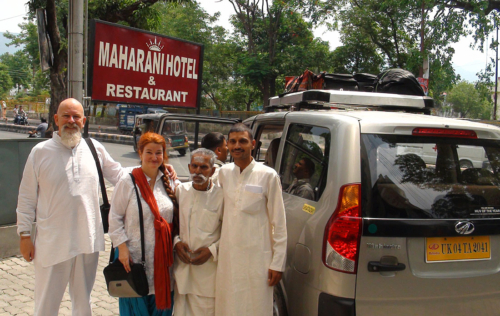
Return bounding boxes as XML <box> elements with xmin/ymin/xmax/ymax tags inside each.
<box><xmin>280</xmin><ymin>124</ymin><xmax>330</xmax><ymax>201</ymax></box>
<box><xmin>253</xmin><ymin>124</ymin><xmax>284</xmax><ymax>170</ymax></box>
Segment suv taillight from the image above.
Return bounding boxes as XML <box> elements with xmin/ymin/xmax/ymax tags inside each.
<box><xmin>323</xmin><ymin>184</ymin><xmax>361</xmax><ymax>274</ymax></box>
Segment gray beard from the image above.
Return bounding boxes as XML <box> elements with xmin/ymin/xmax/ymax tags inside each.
<box><xmin>190</xmin><ymin>173</ymin><xmax>208</xmax><ymax>185</ymax></box>
<box><xmin>60</xmin><ymin>124</ymin><xmax>82</xmax><ymax>148</ymax></box>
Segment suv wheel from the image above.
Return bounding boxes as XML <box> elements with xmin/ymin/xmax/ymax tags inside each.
<box><xmin>178</xmin><ymin>148</ymin><xmax>186</xmax><ymax>156</ymax></box>
<box><xmin>273</xmin><ymin>285</ymin><xmax>287</xmax><ymax>316</ymax></box>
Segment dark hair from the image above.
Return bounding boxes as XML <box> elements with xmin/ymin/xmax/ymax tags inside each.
<box><xmin>41</xmin><ymin>117</ymin><xmax>47</xmax><ymax>123</ymax></box>
<box><xmin>201</xmin><ymin>132</ymin><xmax>225</xmax><ymax>151</ymax></box>
<box><xmin>228</xmin><ymin>123</ymin><xmax>253</xmax><ymax>141</ymax></box>
<box><xmin>302</xmin><ymin>157</ymin><xmax>316</xmax><ymax>176</ymax></box>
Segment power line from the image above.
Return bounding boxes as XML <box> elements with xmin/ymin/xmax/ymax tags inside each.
<box><xmin>0</xmin><ymin>14</ymin><xmax>26</xmax><ymax>23</ymax></box>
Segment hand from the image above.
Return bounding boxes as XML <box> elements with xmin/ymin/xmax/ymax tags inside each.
<box><xmin>190</xmin><ymin>247</ymin><xmax>212</xmax><ymax>265</ymax></box>
<box><xmin>268</xmin><ymin>269</ymin><xmax>282</xmax><ymax>286</ymax></box>
<box><xmin>20</xmin><ymin>237</ymin><xmax>35</xmax><ymax>262</ymax></box>
<box><xmin>165</xmin><ymin>164</ymin><xmax>178</xmax><ymax>180</ymax></box>
<box><xmin>175</xmin><ymin>242</ymin><xmax>192</xmax><ymax>264</ymax></box>
<box><xmin>117</xmin><ymin>243</ymin><xmax>132</xmax><ymax>273</ymax></box>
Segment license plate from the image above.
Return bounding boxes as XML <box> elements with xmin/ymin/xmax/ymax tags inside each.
<box><xmin>426</xmin><ymin>236</ymin><xmax>491</xmax><ymax>263</ymax></box>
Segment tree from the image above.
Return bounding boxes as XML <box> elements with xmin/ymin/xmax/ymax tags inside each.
<box><xmin>0</xmin><ymin>63</ymin><xmax>13</xmax><ymax>97</ymax></box>
<box><xmin>26</xmin><ymin>0</ymin><xmax>184</xmax><ymax>129</ymax></box>
<box><xmin>5</xmin><ymin>21</ymin><xmax>50</xmax><ymax>96</ymax></box>
<box><xmin>153</xmin><ymin>2</ymin><xmax>249</xmax><ymax>111</ymax></box>
<box><xmin>447</xmin><ymin>81</ymin><xmax>492</xmax><ymax>119</ymax></box>
<box><xmin>0</xmin><ymin>51</ymin><xmax>32</xmax><ymax>93</ymax></box>
<box><xmin>228</xmin><ymin>0</ymin><xmax>332</xmax><ymax>107</ymax></box>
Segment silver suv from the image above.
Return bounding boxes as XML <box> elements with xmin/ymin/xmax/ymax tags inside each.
<box><xmin>244</xmin><ymin>90</ymin><xmax>500</xmax><ymax>316</ymax></box>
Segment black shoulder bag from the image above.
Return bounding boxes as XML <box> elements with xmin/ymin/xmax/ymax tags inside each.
<box><xmin>103</xmin><ymin>173</ymin><xmax>149</xmax><ymax>297</ymax></box>
<box><xmin>85</xmin><ymin>138</ymin><xmax>111</xmax><ymax>233</ymax></box>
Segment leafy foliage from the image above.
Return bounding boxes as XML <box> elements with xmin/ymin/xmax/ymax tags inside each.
<box><xmin>0</xmin><ymin>63</ymin><xmax>13</xmax><ymax>97</ymax></box>
<box><xmin>447</xmin><ymin>81</ymin><xmax>493</xmax><ymax>119</ymax></box>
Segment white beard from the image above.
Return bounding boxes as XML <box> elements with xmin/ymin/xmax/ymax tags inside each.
<box><xmin>190</xmin><ymin>173</ymin><xmax>208</xmax><ymax>185</ymax></box>
<box><xmin>60</xmin><ymin>124</ymin><xmax>82</xmax><ymax>148</ymax></box>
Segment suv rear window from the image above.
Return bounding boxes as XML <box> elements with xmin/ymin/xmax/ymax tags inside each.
<box><xmin>361</xmin><ymin>134</ymin><xmax>500</xmax><ymax>219</ymax></box>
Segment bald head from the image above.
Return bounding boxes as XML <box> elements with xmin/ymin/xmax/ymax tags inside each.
<box><xmin>54</xmin><ymin>98</ymin><xmax>86</xmax><ymax>129</ymax></box>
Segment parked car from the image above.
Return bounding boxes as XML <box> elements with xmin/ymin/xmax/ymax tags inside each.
<box><xmin>118</xmin><ymin>104</ymin><xmax>168</xmax><ymax>134</ymax></box>
<box><xmin>132</xmin><ymin>113</ymin><xmax>239</xmax><ymax>162</ymax></box>
<box><xmin>242</xmin><ymin>90</ymin><xmax>500</xmax><ymax>316</ymax></box>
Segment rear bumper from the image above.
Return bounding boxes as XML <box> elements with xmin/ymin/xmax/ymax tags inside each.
<box><xmin>318</xmin><ymin>293</ymin><xmax>355</xmax><ymax>316</ymax></box>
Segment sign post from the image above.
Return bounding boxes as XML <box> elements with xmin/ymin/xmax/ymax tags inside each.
<box><xmin>88</xmin><ymin>20</ymin><xmax>204</xmax><ymax>110</ymax></box>
<box><xmin>417</xmin><ymin>77</ymin><xmax>429</xmax><ymax>96</ymax></box>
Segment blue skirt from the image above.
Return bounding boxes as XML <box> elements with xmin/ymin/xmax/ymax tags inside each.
<box><xmin>119</xmin><ymin>293</ymin><xmax>173</xmax><ymax>316</ymax></box>
<box><xmin>113</xmin><ymin>248</ymin><xmax>173</xmax><ymax>316</ymax></box>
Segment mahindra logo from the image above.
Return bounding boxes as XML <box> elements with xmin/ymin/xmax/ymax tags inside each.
<box><xmin>455</xmin><ymin>221</ymin><xmax>475</xmax><ymax>235</ymax></box>
<box><xmin>428</xmin><ymin>243</ymin><xmax>439</xmax><ymax>250</ymax></box>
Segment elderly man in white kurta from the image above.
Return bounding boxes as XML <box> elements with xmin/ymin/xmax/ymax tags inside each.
<box><xmin>173</xmin><ymin>148</ymin><xmax>224</xmax><ymax>316</ymax></box>
<box><xmin>215</xmin><ymin>124</ymin><xmax>287</xmax><ymax>316</ymax></box>
<box><xmin>16</xmin><ymin>98</ymin><xmax>124</xmax><ymax>316</ymax></box>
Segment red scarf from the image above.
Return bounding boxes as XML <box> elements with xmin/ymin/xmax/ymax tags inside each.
<box><xmin>132</xmin><ymin>168</ymin><xmax>173</xmax><ymax>310</ymax></box>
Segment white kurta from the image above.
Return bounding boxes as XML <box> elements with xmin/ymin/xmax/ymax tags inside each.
<box><xmin>215</xmin><ymin>159</ymin><xmax>287</xmax><ymax>316</ymax></box>
<box><xmin>109</xmin><ymin>171</ymin><xmax>177</xmax><ymax>294</ymax></box>
<box><xmin>173</xmin><ymin>182</ymin><xmax>223</xmax><ymax>297</ymax></box>
<box><xmin>16</xmin><ymin>133</ymin><xmax>124</xmax><ymax>268</ymax></box>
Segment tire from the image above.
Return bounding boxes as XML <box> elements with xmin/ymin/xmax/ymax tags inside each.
<box><xmin>273</xmin><ymin>284</ymin><xmax>288</xmax><ymax>316</ymax></box>
<box><xmin>178</xmin><ymin>149</ymin><xmax>186</xmax><ymax>156</ymax></box>
<box><xmin>460</xmin><ymin>159</ymin><xmax>473</xmax><ymax>169</ymax></box>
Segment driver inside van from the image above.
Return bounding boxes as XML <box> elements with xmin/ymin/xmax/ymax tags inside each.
<box><xmin>285</xmin><ymin>157</ymin><xmax>315</xmax><ymax>200</ymax></box>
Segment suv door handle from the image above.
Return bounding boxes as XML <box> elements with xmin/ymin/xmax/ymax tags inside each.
<box><xmin>368</xmin><ymin>261</ymin><xmax>406</xmax><ymax>272</ymax></box>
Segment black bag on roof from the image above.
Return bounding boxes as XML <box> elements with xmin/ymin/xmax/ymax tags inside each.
<box><xmin>324</xmin><ymin>73</ymin><xmax>358</xmax><ymax>91</ymax></box>
<box><xmin>375</xmin><ymin>69</ymin><xmax>425</xmax><ymax>96</ymax></box>
<box><xmin>353</xmin><ymin>73</ymin><xmax>377</xmax><ymax>92</ymax></box>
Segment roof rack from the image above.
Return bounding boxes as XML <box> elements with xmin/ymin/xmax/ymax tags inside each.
<box><xmin>266</xmin><ymin>90</ymin><xmax>434</xmax><ymax>114</ymax></box>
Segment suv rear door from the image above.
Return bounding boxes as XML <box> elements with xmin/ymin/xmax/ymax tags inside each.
<box><xmin>356</xmin><ymin>128</ymin><xmax>500</xmax><ymax>316</ymax></box>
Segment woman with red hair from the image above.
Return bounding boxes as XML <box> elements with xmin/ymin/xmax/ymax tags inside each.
<box><xmin>109</xmin><ymin>132</ymin><xmax>179</xmax><ymax>315</ymax></box>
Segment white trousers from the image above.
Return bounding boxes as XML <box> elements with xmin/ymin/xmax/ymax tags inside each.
<box><xmin>173</xmin><ymin>290</ymin><xmax>215</xmax><ymax>316</ymax></box>
<box><xmin>34</xmin><ymin>252</ymin><xmax>99</xmax><ymax>316</ymax></box>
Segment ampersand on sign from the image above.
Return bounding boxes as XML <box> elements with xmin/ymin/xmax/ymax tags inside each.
<box><xmin>148</xmin><ymin>76</ymin><xmax>156</xmax><ymax>86</ymax></box>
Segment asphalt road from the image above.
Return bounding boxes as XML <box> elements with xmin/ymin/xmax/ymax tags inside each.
<box><xmin>0</xmin><ymin>130</ymin><xmax>193</xmax><ymax>178</ymax></box>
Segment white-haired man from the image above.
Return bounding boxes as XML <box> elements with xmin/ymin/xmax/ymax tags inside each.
<box><xmin>174</xmin><ymin>148</ymin><xmax>224</xmax><ymax>316</ymax></box>
<box><xmin>16</xmin><ymin>98</ymin><xmax>126</xmax><ymax>315</ymax></box>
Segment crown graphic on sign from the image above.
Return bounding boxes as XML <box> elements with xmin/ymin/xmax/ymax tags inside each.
<box><xmin>146</xmin><ymin>37</ymin><xmax>164</xmax><ymax>52</ymax></box>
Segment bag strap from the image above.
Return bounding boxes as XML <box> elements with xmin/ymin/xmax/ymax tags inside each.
<box><xmin>108</xmin><ymin>173</ymin><xmax>146</xmax><ymax>266</ymax></box>
<box><xmin>85</xmin><ymin>138</ymin><xmax>109</xmax><ymax>206</ymax></box>
<box><xmin>130</xmin><ymin>173</ymin><xmax>146</xmax><ymax>265</ymax></box>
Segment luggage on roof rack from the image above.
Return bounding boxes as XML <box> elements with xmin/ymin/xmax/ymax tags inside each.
<box><xmin>324</xmin><ymin>74</ymin><xmax>358</xmax><ymax>91</ymax></box>
<box><xmin>375</xmin><ymin>69</ymin><xmax>425</xmax><ymax>96</ymax></box>
<box><xmin>353</xmin><ymin>73</ymin><xmax>377</xmax><ymax>92</ymax></box>
<box><xmin>266</xmin><ymin>89</ymin><xmax>434</xmax><ymax>114</ymax></box>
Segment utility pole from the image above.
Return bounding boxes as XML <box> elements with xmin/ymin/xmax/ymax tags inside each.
<box><xmin>68</xmin><ymin>0</ymin><xmax>84</xmax><ymax>104</ymax></box>
<box><xmin>495</xmin><ymin>15</ymin><xmax>499</xmax><ymax>120</ymax></box>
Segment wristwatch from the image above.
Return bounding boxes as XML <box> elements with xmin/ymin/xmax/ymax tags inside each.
<box><xmin>20</xmin><ymin>231</ymin><xmax>31</xmax><ymax>237</ymax></box>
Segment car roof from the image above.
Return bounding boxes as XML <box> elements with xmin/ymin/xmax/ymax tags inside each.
<box><xmin>280</xmin><ymin>110</ymin><xmax>500</xmax><ymax>140</ymax></box>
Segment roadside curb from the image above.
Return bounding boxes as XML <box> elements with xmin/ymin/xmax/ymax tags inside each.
<box><xmin>0</xmin><ymin>123</ymin><xmax>133</xmax><ymax>145</ymax></box>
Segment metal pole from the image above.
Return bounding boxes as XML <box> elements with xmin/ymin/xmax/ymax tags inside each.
<box><xmin>495</xmin><ymin>16</ymin><xmax>498</xmax><ymax>120</ymax></box>
<box><xmin>68</xmin><ymin>0</ymin><xmax>84</xmax><ymax>103</ymax></box>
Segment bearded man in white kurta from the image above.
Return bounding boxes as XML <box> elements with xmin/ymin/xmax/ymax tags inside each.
<box><xmin>16</xmin><ymin>98</ymin><xmax>124</xmax><ymax>316</ymax></box>
<box><xmin>173</xmin><ymin>148</ymin><xmax>224</xmax><ymax>316</ymax></box>
<box><xmin>215</xmin><ymin>124</ymin><xmax>287</xmax><ymax>316</ymax></box>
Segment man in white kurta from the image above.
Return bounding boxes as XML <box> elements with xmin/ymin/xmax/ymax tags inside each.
<box><xmin>173</xmin><ymin>148</ymin><xmax>224</xmax><ymax>316</ymax></box>
<box><xmin>216</xmin><ymin>124</ymin><xmax>287</xmax><ymax>316</ymax></box>
<box><xmin>16</xmin><ymin>98</ymin><xmax>124</xmax><ymax>316</ymax></box>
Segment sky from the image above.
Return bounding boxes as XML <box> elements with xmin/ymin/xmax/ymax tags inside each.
<box><xmin>0</xmin><ymin>0</ymin><xmax>494</xmax><ymax>83</ymax></box>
